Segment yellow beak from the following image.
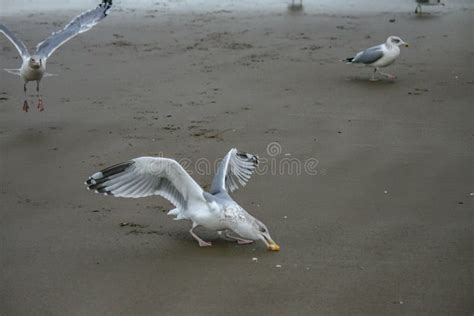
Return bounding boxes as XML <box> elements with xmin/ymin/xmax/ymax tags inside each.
<box><xmin>267</xmin><ymin>241</ymin><xmax>280</xmax><ymax>252</ymax></box>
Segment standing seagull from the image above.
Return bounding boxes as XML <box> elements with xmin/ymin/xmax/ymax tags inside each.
<box><xmin>0</xmin><ymin>0</ymin><xmax>112</xmax><ymax>112</ymax></box>
<box><xmin>345</xmin><ymin>36</ymin><xmax>408</xmax><ymax>81</ymax></box>
<box><xmin>415</xmin><ymin>0</ymin><xmax>444</xmax><ymax>15</ymax></box>
<box><xmin>85</xmin><ymin>149</ymin><xmax>280</xmax><ymax>251</ymax></box>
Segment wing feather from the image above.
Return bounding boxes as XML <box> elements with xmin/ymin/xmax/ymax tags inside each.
<box><xmin>35</xmin><ymin>0</ymin><xmax>112</xmax><ymax>59</ymax></box>
<box><xmin>0</xmin><ymin>24</ymin><xmax>30</xmax><ymax>59</ymax></box>
<box><xmin>351</xmin><ymin>44</ymin><xmax>385</xmax><ymax>64</ymax></box>
<box><xmin>210</xmin><ymin>148</ymin><xmax>259</xmax><ymax>194</ymax></box>
<box><xmin>86</xmin><ymin>157</ymin><xmax>205</xmax><ymax>211</ymax></box>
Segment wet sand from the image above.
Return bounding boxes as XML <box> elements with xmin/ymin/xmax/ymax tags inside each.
<box><xmin>0</xmin><ymin>1</ymin><xmax>473</xmax><ymax>315</ymax></box>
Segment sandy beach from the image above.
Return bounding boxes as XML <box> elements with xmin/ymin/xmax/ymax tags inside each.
<box><xmin>0</xmin><ymin>0</ymin><xmax>473</xmax><ymax>315</ymax></box>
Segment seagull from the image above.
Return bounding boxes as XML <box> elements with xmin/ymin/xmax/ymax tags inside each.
<box><xmin>345</xmin><ymin>36</ymin><xmax>408</xmax><ymax>81</ymax></box>
<box><xmin>288</xmin><ymin>0</ymin><xmax>304</xmax><ymax>13</ymax></box>
<box><xmin>85</xmin><ymin>148</ymin><xmax>280</xmax><ymax>251</ymax></box>
<box><xmin>415</xmin><ymin>0</ymin><xmax>444</xmax><ymax>14</ymax></box>
<box><xmin>0</xmin><ymin>0</ymin><xmax>112</xmax><ymax>112</ymax></box>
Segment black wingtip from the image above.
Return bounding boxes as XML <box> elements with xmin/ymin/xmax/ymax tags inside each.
<box><xmin>100</xmin><ymin>0</ymin><xmax>112</xmax><ymax>15</ymax></box>
<box><xmin>87</xmin><ymin>178</ymin><xmax>114</xmax><ymax>195</ymax></box>
<box><xmin>345</xmin><ymin>57</ymin><xmax>354</xmax><ymax>63</ymax></box>
<box><xmin>237</xmin><ymin>151</ymin><xmax>259</xmax><ymax>165</ymax></box>
<box><xmin>101</xmin><ymin>161</ymin><xmax>134</xmax><ymax>178</ymax></box>
<box><xmin>85</xmin><ymin>160</ymin><xmax>133</xmax><ymax>193</ymax></box>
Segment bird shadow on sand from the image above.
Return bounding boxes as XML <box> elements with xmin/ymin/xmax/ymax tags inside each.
<box><xmin>344</xmin><ymin>76</ymin><xmax>397</xmax><ymax>86</ymax></box>
<box><xmin>287</xmin><ymin>4</ymin><xmax>304</xmax><ymax>15</ymax></box>
<box><xmin>410</xmin><ymin>13</ymin><xmax>443</xmax><ymax>21</ymax></box>
<box><xmin>127</xmin><ymin>228</ymin><xmax>273</xmax><ymax>257</ymax></box>
<box><xmin>145</xmin><ymin>241</ymin><xmax>271</xmax><ymax>261</ymax></box>
<box><xmin>4</xmin><ymin>128</ymin><xmax>47</xmax><ymax>144</ymax></box>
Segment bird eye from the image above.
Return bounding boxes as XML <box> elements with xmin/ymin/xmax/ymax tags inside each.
<box><xmin>260</xmin><ymin>227</ymin><xmax>266</xmax><ymax>233</ymax></box>
<box><xmin>393</xmin><ymin>39</ymin><xmax>400</xmax><ymax>43</ymax></box>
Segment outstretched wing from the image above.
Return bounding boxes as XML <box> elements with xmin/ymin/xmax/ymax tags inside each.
<box><xmin>86</xmin><ymin>157</ymin><xmax>205</xmax><ymax>210</ymax></box>
<box><xmin>35</xmin><ymin>0</ymin><xmax>112</xmax><ymax>59</ymax></box>
<box><xmin>350</xmin><ymin>44</ymin><xmax>385</xmax><ymax>65</ymax></box>
<box><xmin>0</xmin><ymin>24</ymin><xmax>30</xmax><ymax>59</ymax></box>
<box><xmin>210</xmin><ymin>148</ymin><xmax>259</xmax><ymax>194</ymax></box>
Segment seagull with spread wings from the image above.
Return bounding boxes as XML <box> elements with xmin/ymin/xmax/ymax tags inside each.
<box><xmin>345</xmin><ymin>36</ymin><xmax>408</xmax><ymax>81</ymax></box>
<box><xmin>0</xmin><ymin>0</ymin><xmax>112</xmax><ymax>112</ymax></box>
<box><xmin>85</xmin><ymin>148</ymin><xmax>280</xmax><ymax>251</ymax></box>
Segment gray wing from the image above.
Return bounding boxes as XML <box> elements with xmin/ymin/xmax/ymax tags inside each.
<box><xmin>35</xmin><ymin>0</ymin><xmax>112</xmax><ymax>59</ymax></box>
<box><xmin>86</xmin><ymin>157</ymin><xmax>205</xmax><ymax>211</ymax></box>
<box><xmin>351</xmin><ymin>44</ymin><xmax>385</xmax><ymax>64</ymax></box>
<box><xmin>210</xmin><ymin>148</ymin><xmax>259</xmax><ymax>194</ymax></box>
<box><xmin>0</xmin><ymin>24</ymin><xmax>30</xmax><ymax>59</ymax></box>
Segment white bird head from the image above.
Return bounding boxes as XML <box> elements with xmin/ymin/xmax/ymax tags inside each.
<box><xmin>28</xmin><ymin>56</ymin><xmax>42</xmax><ymax>69</ymax></box>
<box><xmin>387</xmin><ymin>36</ymin><xmax>409</xmax><ymax>47</ymax></box>
<box><xmin>231</xmin><ymin>211</ymin><xmax>280</xmax><ymax>251</ymax></box>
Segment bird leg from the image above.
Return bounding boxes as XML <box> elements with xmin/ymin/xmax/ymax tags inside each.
<box><xmin>378</xmin><ymin>70</ymin><xmax>397</xmax><ymax>80</ymax></box>
<box><xmin>415</xmin><ymin>4</ymin><xmax>421</xmax><ymax>14</ymax></box>
<box><xmin>23</xmin><ymin>82</ymin><xmax>29</xmax><ymax>112</ymax></box>
<box><xmin>225</xmin><ymin>231</ymin><xmax>254</xmax><ymax>245</ymax></box>
<box><xmin>36</xmin><ymin>81</ymin><xmax>44</xmax><ymax>112</ymax></box>
<box><xmin>190</xmin><ymin>224</ymin><xmax>212</xmax><ymax>247</ymax></box>
<box><xmin>369</xmin><ymin>68</ymin><xmax>379</xmax><ymax>82</ymax></box>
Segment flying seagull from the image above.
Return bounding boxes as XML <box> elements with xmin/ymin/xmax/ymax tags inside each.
<box><xmin>0</xmin><ymin>0</ymin><xmax>112</xmax><ymax>112</ymax></box>
<box><xmin>85</xmin><ymin>148</ymin><xmax>280</xmax><ymax>251</ymax></box>
<box><xmin>345</xmin><ymin>36</ymin><xmax>408</xmax><ymax>81</ymax></box>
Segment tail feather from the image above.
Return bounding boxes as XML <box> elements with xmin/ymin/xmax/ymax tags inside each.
<box><xmin>167</xmin><ymin>208</ymin><xmax>180</xmax><ymax>216</ymax></box>
<box><xmin>167</xmin><ymin>208</ymin><xmax>186</xmax><ymax>220</ymax></box>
